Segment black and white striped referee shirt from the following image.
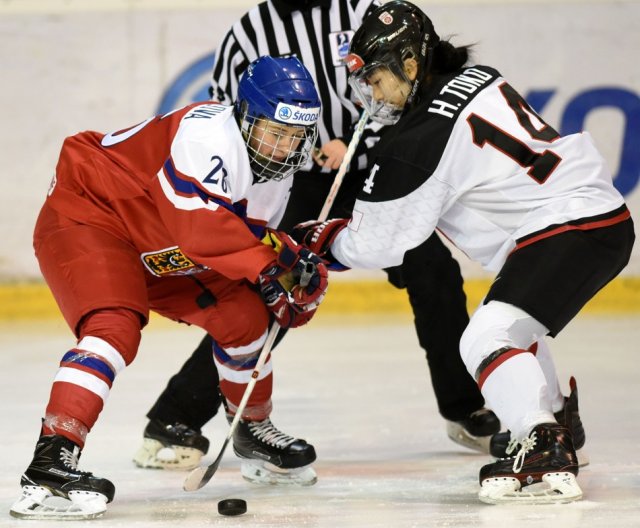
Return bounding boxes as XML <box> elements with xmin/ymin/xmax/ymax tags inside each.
<box><xmin>210</xmin><ymin>0</ymin><xmax>381</xmax><ymax>174</ymax></box>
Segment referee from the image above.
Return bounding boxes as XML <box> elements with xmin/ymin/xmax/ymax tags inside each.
<box><xmin>134</xmin><ymin>0</ymin><xmax>500</xmax><ymax>472</ymax></box>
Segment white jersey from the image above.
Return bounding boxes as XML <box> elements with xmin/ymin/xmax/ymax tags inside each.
<box><xmin>332</xmin><ymin>66</ymin><xmax>625</xmax><ymax>272</ymax></box>
<box><xmin>168</xmin><ymin>103</ymin><xmax>291</xmax><ymax>230</ymax></box>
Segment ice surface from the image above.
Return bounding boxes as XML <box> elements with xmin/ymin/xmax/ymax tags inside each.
<box><xmin>1</xmin><ymin>314</ymin><xmax>639</xmax><ymax>527</ymax></box>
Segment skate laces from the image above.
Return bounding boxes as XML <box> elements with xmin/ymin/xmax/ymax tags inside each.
<box><xmin>248</xmin><ymin>419</ymin><xmax>296</xmax><ymax>448</ymax></box>
<box><xmin>512</xmin><ymin>432</ymin><xmax>538</xmax><ymax>473</ymax></box>
<box><xmin>505</xmin><ymin>437</ymin><xmax>520</xmax><ymax>456</ymax></box>
<box><xmin>59</xmin><ymin>445</ymin><xmax>80</xmax><ymax>470</ymax></box>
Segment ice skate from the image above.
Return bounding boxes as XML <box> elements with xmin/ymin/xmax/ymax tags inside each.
<box><xmin>445</xmin><ymin>407</ymin><xmax>500</xmax><ymax>453</ymax></box>
<box><xmin>490</xmin><ymin>377</ymin><xmax>588</xmax><ymax>465</ymax></box>
<box><xmin>232</xmin><ymin>415</ymin><xmax>317</xmax><ymax>486</ymax></box>
<box><xmin>479</xmin><ymin>423</ymin><xmax>582</xmax><ymax>504</ymax></box>
<box><xmin>133</xmin><ymin>419</ymin><xmax>210</xmax><ymax>470</ymax></box>
<box><xmin>10</xmin><ymin>434</ymin><xmax>115</xmax><ymax>520</ymax></box>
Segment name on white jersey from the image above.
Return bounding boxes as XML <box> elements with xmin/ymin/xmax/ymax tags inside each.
<box><xmin>427</xmin><ymin>68</ymin><xmax>495</xmax><ymax>119</ymax></box>
<box><xmin>184</xmin><ymin>104</ymin><xmax>228</xmax><ymax>120</ymax></box>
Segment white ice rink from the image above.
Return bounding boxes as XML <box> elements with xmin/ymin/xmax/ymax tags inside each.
<box><xmin>1</xmin><ymin>313</ymin><xmax>639</xmax><ymax>527</ymax></box>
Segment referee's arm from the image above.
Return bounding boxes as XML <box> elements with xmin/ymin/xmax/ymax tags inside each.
<box><xmin>209</xmin><ymin>30</ymin><xmax>250</xmax><ymax>104</ymax></box>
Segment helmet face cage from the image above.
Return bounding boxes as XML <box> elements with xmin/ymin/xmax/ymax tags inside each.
<box><xmin>239</xmin><ymin>108</ymin><xmax>318</xmax><ymax>183</ymax></box>
<box><xmin>235</xmin><ymin>56</ymin><xmax>321</xmax><ymax>183</ymax></box>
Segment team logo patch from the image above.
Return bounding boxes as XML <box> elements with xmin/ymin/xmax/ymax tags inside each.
<box><xmin>141</xmin><ymin>246</ymin><xmax>207</xmax><ymax>277</ymax></box>
<box><xmin>278</xmin><ymin>106</ymin><xmax>292</xmax><ymax>120</ymax></box>
<box><xmin>329</xmin><ymin>31</ymin><xmax>354</xmax><ymax>66</ymax></box>
<box><xmin>379</xmin><ymin>11</ymin><xmax>393</xmax><ymax>24</ymax></box>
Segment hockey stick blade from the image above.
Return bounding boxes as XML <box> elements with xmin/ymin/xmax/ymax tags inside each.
<box><xmin>183</xmin><ymin>437</ymin><xmax>230</xmax><ymax>491</ymax></box>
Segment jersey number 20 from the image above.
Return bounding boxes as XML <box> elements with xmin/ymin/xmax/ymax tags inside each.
<box><xmin>467</xmin><ymin>82</ymin><xmax>561</xmax><ymax>184</ymax></box>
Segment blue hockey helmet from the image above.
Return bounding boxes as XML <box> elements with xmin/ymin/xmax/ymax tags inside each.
<box><xmin>236</xmin><ymin>56</ymin><xmax>321</xmax><ymax>182</ymax></box>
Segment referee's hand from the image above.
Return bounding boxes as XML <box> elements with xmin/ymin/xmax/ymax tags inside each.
<box><xmin>313</xmin><ymin>139</ymin><xmax>347</xmax><ymax>170</ymax></box>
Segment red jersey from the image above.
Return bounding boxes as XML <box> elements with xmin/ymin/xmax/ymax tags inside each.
<box><xmin>47</xmin><ymin>102</ymin><xmax>292</xmax><ymax>282</ymax></box>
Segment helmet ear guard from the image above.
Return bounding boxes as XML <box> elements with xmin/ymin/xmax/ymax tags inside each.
<box><xmin>235</xmin><ymin>56</ymin><xmax>321</xmax><ymax>182</ymax></box>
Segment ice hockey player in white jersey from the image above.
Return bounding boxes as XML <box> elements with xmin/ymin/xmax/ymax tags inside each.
<box><xmin>294</xmin><ymin>1</ymin><xmax>635</xmax><ymax>504</ymax></box>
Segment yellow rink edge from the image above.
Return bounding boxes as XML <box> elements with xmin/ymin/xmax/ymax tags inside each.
<box><xmin>1</xmin><ymin>277</ymin><xmax>638</xmax><ymax>322</ymax></box>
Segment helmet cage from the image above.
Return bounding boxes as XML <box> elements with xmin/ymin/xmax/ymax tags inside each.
<box><xmin>238</xmin><ymin>104</ymin><xmax>318</xmax><ymax>183</ymax></box>
<box><xmin>235</xmin><ymin>56</ymin><xmax>321</xmax><ymax>183</ymax></box>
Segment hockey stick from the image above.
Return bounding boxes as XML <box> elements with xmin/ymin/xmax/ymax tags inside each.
<box><xmin>318</xmin><ymin>110</ymin><xmax>369</xmax><ymax>222</ymax></box>
<box><xmin>183</xmin><ymin>111</ymin><xmax>369</xmax><ymax>492</ymax></box>
<box><xmin>183</xmin><ymin>322</ymin><xmax>280</xmax><ymax>491</ymax></box>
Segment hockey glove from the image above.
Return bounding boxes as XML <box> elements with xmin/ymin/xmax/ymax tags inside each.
<box><xmin>259</xmin><ymin>229</ymin><xmax>329</xmax><ymax>328</ymax></box>
<box><xmin>290</xmin><ymin>218</ymin><xmax>350</xmax><ymax>269</ymax></box>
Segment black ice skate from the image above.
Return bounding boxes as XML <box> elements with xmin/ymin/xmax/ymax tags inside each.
<box><xmin>133</xmin><ymin>419</ymin><xmax>210</xmax><ymax>470</ymax></box>
<box><xmin>231</xmin><ymin>415</ymin><xmax>317</xmax><ymax>486</ymax></box>
<box><xmin>479</xmin><ymin>423</ymin><xmax>582</xmax><ymax>504</ymax></box>
<box><xmin>445</xmin><ymin>407</ymin><xmax>500</xmax><ymax>453</ymax></box>
<box><xmin>10</xmin><ymin>434</ymin><xmax>115</xmax><ymax>520</ymax></box>
<box><xmin>489</xmin><ymin>377</ymin><xmax>587</xmax><ymax>465</ymax></box>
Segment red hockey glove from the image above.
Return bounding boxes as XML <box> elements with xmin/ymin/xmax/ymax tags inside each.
<box><xmin>290</xmin><ymin>218</ymin><xmax>349</xmax><ymax>268</ymax></box>
<box><xmin>258</xmin><ymin>278</ymin><xmax>320</xmax><ymax>328</ymax></box>
<box><xmin>259</xmin><ymin>230</ymin><xmax>329</xmax><ymax>328</ymax></box>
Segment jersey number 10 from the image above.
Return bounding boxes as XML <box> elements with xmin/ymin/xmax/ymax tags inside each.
<box><xmin>467</xmin><ymin>82</ymin><xmax>561</xmax><ymax>184</ymax></box>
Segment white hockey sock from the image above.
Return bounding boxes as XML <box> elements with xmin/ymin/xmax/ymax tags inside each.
<box><xmin>480</xmin><ymin>351</ymin><xmax>555</xmax><ymax>440</ymax></box>
<box><xmin>534</xmin><ymin>338</ymin><xmax>565</xmax><ymax>413</ymax></box>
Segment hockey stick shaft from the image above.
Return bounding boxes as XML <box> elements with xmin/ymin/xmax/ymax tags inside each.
<box><xmin>318</xmin><ymin>110</ymin><xmax>369</xmax><ymax>222</ymax></box>
<box><xmin>183</xmin><ymin>111</ymin><xmax>369</xmax><ymax>492</ymax></box>
<box><xmin>183</xmin><ymin>322</ymin><xmax>280</xmax><ymax>491</ymax></box>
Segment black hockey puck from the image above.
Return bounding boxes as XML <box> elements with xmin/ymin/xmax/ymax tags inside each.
<box><xmin>217</xmin><ymin>498</ymin><xmax>247</xmax><ymax>516</ymax></box>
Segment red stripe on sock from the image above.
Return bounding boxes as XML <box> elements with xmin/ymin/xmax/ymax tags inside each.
<box><xmin>478</xmin><ymin>348</ymin><xmax>527</xmax><ymax>389</ymax></box>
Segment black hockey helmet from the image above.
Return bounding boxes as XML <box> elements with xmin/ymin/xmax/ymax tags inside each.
<box><xmin>345</xmin><ymin>0</ymin><xmax>439</xmax><ymax>124</ymax></box>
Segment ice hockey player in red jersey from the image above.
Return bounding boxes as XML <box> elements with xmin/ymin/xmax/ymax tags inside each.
<box><xmin>295</xmin><ymin>1</ymin><xmax>635</xmax><ymax>504</ymax></box>
<box><xmin>10</xmin><ymin>55</ymin><xmax>328</xmax><ymax>520</ymax></box>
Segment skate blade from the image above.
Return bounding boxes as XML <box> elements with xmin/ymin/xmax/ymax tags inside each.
<box><xmin>10</xmin><ymin>486</ymin><xmax>108</xmax><ymax>520</ymax></box>
<box><xmin>446</xmin><ymin>421</ymin><xmax>491</xmax><ymax>454</ymax></box>
<box><xmin>133</xmin><ymin>438</ymin><xmax>204</xmax><ymax>470</ymax></box>
<box><xmin>479</xmin><ymin>472</ymin><xmax>583</xmax><ymax>504</ymax></box>
<box><xmin>240</xmin><ymin>459</ymin><xmax>317</xmax><ymax>486</ymax></box>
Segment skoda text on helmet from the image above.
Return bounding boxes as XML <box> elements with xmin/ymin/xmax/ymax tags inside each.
<box><xmin>345</xmin><ymin>0</ymin><xmax>439</xmax><ymax>125</ymax></box>
<box><xmin>235</xmin><ymin>56</ymin><xmax>321</xmax><ymax>183</ymax></box>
